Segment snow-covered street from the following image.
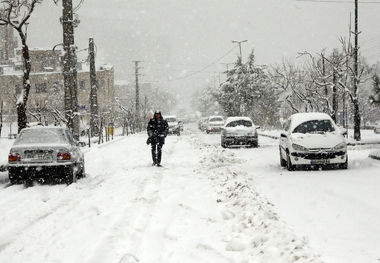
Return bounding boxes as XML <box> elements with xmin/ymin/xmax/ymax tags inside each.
<box><xmin>0</xmin><ymin>125</ymin><xmax>379</xmax><ymax>263</ymax></box>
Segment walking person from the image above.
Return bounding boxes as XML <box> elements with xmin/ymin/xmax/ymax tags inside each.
<box><xmin>147</xmin><ymin>111</ymin><xmax>168</xmax><ymax>166</ymax></box>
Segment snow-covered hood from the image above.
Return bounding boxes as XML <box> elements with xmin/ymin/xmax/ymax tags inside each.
<box><xmin>224</xmin><ymin>126</ymin><xmax>256</xmax><ymax>135</ymax></box>
<box><xmin>290</xmin><ymin>132</ymin><xmax>345</xmax><ymax>149</ymax></box>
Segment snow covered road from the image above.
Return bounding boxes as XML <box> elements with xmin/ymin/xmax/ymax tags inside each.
<box><xmin>0</xmin><ymin>126</ymin><xmax>379</xmax><ymax>262</ymax></box>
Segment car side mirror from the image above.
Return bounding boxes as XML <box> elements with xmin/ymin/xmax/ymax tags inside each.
<box><xmin>256</xmin><ymin>126</ymin><xmax>261</xmax><ymax>129</ymax></box>
<box><xmin>340</xmin><ymin>129</ymin><xmax>348</xmax><ymax>136</ymax></box>
<box><xmin>280</xmin><ymin>133</ymin><xmax>287</xmax><ymax>138</ymax></box>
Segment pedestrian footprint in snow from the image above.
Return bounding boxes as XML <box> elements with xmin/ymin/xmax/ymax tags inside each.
<box><xmin>146</xmin><ymin>111</ymin><xmax>168</xmax><ymax>167</ymax></box>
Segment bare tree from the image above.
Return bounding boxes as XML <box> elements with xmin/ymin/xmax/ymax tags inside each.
<box><xmin>0</xmin><ymin>0</ymin><xmax>42</xmax><ymax>133</ymax></box>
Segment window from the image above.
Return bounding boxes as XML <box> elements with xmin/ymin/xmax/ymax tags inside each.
<box><xmin>15</xmin><ymin>84</ymin><xmax>22</xmax><ymax>95</ymax></box>
<box><xmin>3</xmin><ymin>86</ymin><xmax>9</xmax><ymax>95</ymax></box>
<box><xmin>292</xmin><ymin>120</ymin><xmax>335</xmax><ymax>134</ymax></box>
<box><xmin>79</xmin><ymin>80</ymin><xmax>86</xmax><ymax>90</ymax></box>
<box><xmin>35</xmin><ymin>83</ymin><xmax>47</xmax><ymax>93</ymax></box>
<box><xmin>226</xmin><ymin>120</ymin><xmax>252</xmax><ymax>128</ymax></box>
<box><xmin>52</xmin><ymin>82</ymin><xmax>60</xmax><ymax>93</ymax></box>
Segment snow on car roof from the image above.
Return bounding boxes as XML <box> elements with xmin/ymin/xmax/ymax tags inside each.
<box><xmin>165</xmin><ymin>115</ymin><xmax>177</xmax><ymax>119</ymax></box>
<box><xmin>208</xmin><ymin>115</ymin><xmax>224</xmax><ymax>120</ymax></box>
<box><xmin>225</xmin><ymin>116</ymin><xmax>253</xmax><ymax>125</ymax></box>
<box><xmin>289</xmin><ymin>112</ymin><xmax>334</xmax><ymax>131</ymax></box>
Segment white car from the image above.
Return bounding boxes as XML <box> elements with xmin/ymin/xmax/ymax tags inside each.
<box><xmin>221</xmin><ymin>117</ymin><xmax>259</xmax><ymax>148</ymax></box>
<box><xmin>8</xmin><ymin>126</ymin><xmax>85</xmax><ymax>184</ymax></box>
<box><xmin>279</xmin><ymin>112</ymin><xmax>347</xmax><ymax>171</ymax></box>
<box><xmin>206</xmin><ymin>116</ymin><xmax>224</xmax><ymax>133</ymax></box>
<box><xmin>374</xmin><ymin>121</ymin><xmax>380</xmax><ymax>134</ymax></box>
<box><xmin>165</xmin><ymin>116</ymin><xmax>181</xmax><ymax>136</ymax></box>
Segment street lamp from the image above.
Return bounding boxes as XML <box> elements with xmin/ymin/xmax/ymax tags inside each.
<box><xmin>232</xmin><ymin>40</ymin><xmax>248</xmax><ymax>61</ymax></box>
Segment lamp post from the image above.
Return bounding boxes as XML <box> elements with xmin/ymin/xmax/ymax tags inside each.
<box><xmin>232</xmin><ymin>40</ymin><xmax>248</xmax><ymax>62</ymax></box>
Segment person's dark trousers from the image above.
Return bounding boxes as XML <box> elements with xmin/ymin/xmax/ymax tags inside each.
<box><xmin>151</xmin><ymin>143</ymin><xmax>163</xmax><ymax>164</ymax></box>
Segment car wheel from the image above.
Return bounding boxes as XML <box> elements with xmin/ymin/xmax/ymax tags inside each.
<box><xmin>221</xmin><ymin>140</ymin><xmax>227</xmax><ymax>148</ymax></box>
<box><xmin>286</xmin><ymin>153</ymin><xmax>295</xmax><ymax>171</ymax></box>
<box><xmin>280</xmin><ymin>148</ymin><xmax>286</xmax><ymax>167</ymax></box>
<box><xmin>206</xmin><ymin>130</ymin><xmax>210</xmax><ymax>134</ymax></box>
<box><xmin>78</xmin><ymin>161</ymin><xmax>85</xmax><ymax>178</ymax></box>
<box><xmin>64</xmin><ymin>165</ymin><xmax>76</xmax><ymax>184</ymax></box>
<box><xmin>339</xmin><ymin>157</ymin><xmax>348</xmax><ymax>169</ymax></box>
<box><xmin>177</xmin><ymin>131</ymin><xmax>181</xmax><ymax>136</ymax></box>
<box><xmin>8</xmin><ymin>169</ymin><xmax>22</xmax><ymax>184</ymax></box>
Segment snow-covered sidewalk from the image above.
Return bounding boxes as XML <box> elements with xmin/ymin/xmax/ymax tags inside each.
<box><xmin>0</xmin><ymin>129</ymin><xmax>321</xmax><ymax>263</ymax></box>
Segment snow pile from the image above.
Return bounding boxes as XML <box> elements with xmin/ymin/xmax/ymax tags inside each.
<box><xmin>195</xmin><ymin>140</ymin><xmax>322</xmax><ymax>262</ymax></box>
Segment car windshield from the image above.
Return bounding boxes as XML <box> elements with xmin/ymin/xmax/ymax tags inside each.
<box><xmin>226</xmin><ymin>120</ymin><xmax>252</xmax><ymax>128</ymax></box>
<box><xmin>209</xmin><ymin>117</ymin><xmax>223</xmax><ymax>122</ymax></box>
<box><xmin>166</xmin><ymin>117</ymin><xmax>177</xmax><ymax>122</ymax></box>
<box><xmin>292</xmin><ymin>120</ymin><xmax>335</xmax><ymax>134</ymax></box>
<box><xmin>14</xmin><ymin>128</ymin><xmax>67</xmax><ymax>145</ymax></box>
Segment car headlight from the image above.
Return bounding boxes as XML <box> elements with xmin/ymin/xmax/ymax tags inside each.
<box><xmin>292</xmin><ymin>143</ymin><xmax>308</xmax><ymax>151</ymax></box>
<box><xmin>333</xmin><ymin>142</ymin><xmax>346</xmax><ymax>151</ymax></box>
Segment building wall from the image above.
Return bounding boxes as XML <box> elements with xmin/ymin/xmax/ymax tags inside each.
<box><xmin>0</xmin><ymin>25</ymin><xmax>18</xmax><ymax>64</ymax></box>
<box><xmin>0</xmin><ymin>68</ymin><xmax>115</xmax><ymax>124</ymax></box>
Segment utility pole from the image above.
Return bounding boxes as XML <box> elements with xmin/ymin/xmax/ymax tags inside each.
<box><xmin>353</xmin><ymin>0</ymin><xmax>361</xmax><ymax>141</ymax></box>
<box><xmin>232</xmin><ymin>40</ymin><xmax>248</xmax><ymax>62</ymax></box>
<box><xmin>134</xmin><ymin>61</ymin><xmax>143</xmax><ymax>132</ymax></box>
<box><xmin>62</xmin><ymin>0</ymin><xmax>79</xmax><ymax>140</ymax></box>
<box><xmin>332</xmin><ymin>49</ymin><xmax>338</xmax><ymax>123</ymax></box>
<box><xmin>89</xmin><ymin>38</ymin><xmax>99</xmax><ymax>136</ymax></box>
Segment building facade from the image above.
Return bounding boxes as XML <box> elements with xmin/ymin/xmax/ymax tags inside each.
<box><xmin>0</xmin><ymin>27</ymin><xmax>115</xmax><ymax>129</ymax></box>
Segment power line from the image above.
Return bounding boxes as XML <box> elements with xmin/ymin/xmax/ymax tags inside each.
<box><xmin>296</xmin><ymin>0</ymin><xmax>380</xmax><ymax>3</ymax></box>
<box><xmin>169</xmin><ymin>47</ymin><xmax>236</xmax><ymax>81</ymax></box>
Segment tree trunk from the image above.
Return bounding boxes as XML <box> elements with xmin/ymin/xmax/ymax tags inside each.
<box><xmin>17</xmin><ymin>32</ymin><xmax>32</xmax><ymax>133</ymax></box>
<box><xmin>0</xmin><ymin>100</ymin><xmax>3</xmax><ymax>137</ymax></box>
<box><xmin>353</xmin><ymin>98</ymin><xmax>361</xmax><ymax>141</ymax></box>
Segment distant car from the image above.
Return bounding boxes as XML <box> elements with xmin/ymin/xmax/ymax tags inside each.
<box><xmin>374</xmin><ymin>121</ymin><xmax>380</xmax><ymax>134</ymax></box>
<box><xmin>178</xmin><ymin>120</ymin><xmax>184</xmax><ymax>132</ymax></box>
<box><xmin>8</xmin><ymin>126</ymin><xmax>85</xmax><ymax>184</ymax></box>
<box><xmin>199</xmin><ymin>117</ymin><xmax>208</xmax><ymax>131</ymax></box>
<box><xmin>279</xmin><ymin>112</ymin><xmax>348</xmax><ymax>171</ymax></box>
<box><xmin>221</xmin><ymin>117</ymin><xmax>259</xmax><ymax>148</ymax></box>
<box><xmin>206</xmin><ymin>116</ymin><xmax>224</xmax><ymax>134</ymax></box>
<box><xmin>165</xmin><ymin>116</ymin><xmax>181</xmax><ymax>136</ymax></box>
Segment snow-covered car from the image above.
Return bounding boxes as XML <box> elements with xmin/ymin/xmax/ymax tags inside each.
<box><xmin>8</xmin><ymin>126</ymin><xmax>85</xmax><ymax>184</ymax></box>
<box><xmin>165</xmin><ymin>116</ymin><xmax>181</xmax><ymax>136</ymax></box>
<box><xmin>178</xmin><ymin>120</ymin><xmax>184</xmax><ymax>132</ymax></box>
<box><xmin>206</xmin><ymin>116</ymin><xmax>224</xmax><ymax>134</ymax></box>
<box><xmin>279</xmin><ymin>112</ymin><xmax>348</xmax><ymax>171</ymax></box>
<box><xmin>374</xmin><ymin>121</ymin><xmax>380</xmax><ymax>134</ymax></box>
<box><xmin>221</xmin><ymin>117</ymin><xmax>259</xmax><ymax>148</ymax></box>
<box><xmin>199</xmin><ymin>117</ymin><xmax>208</xmax><ymax>131</ymax></box>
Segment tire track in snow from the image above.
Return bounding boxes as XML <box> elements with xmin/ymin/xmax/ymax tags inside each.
<box><xmin>84</xmin><ymin>136</ymin><xmax>181</xmax><ymax>263</ymax></box>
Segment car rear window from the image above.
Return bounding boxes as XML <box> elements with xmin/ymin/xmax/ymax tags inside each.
<box><xmin>209</xmin><ymin>117</ymin><xmax>223</xmax><ymax>122</ymax></box>
<box><xmin>166</xmin><ymin>117</ymin><xmax>177</xmax><ymax>122</ymax></box>
<box><xmin>14</xmin><ymin>128</ymin><xmax>67</xmax><ymax>145</ymax></box>
<box><xmin>226</xmin><ymin>120</ymin><xmax>252</xmax><ymax>127</ymax></box>
<box><xmin>292</xmin><ymin>120</ymin><xmax>335</xmax><ymax>134</ymax></box>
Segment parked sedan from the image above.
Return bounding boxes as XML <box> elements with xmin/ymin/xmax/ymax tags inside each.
<box><xmin>221</xmin><ymin>117</ymin><xmax>259</xmax><ymax>148</ymax></box>
<box><xmin>279</xmin><ymin>112</ymin><xmax>348</xmax><ymax>171</ymax></box>
<box><xmin>8</xmin><ymin>126</ymin><xmax>85</xmax><ymax>184</ymax></box>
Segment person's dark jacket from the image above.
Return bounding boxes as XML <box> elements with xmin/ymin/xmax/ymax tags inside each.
<box><xmin>147</xmin><ymin>116</ymin><xmax>168</xmax><ymax>145</ymax></box>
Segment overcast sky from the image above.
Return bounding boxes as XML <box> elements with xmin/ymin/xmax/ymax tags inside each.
<box><xmin>27</xmin><ymin>0</ymin><xmax>380</xmax><ymax>101</ymax></box>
